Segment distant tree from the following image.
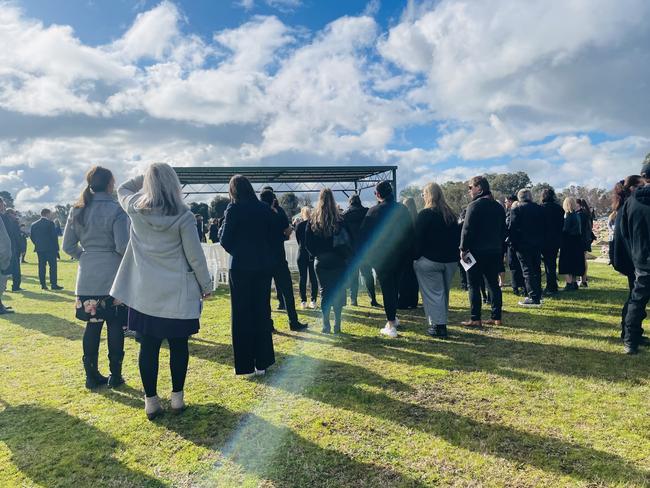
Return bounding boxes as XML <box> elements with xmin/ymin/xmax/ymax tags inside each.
<box><xmin>486</xmin><ymin>172</ymin><xmax>531</xmax><ymax>200</ymax></box>
<box><xmin>209</xmin><ymin>196</ymin><xmax>229</xmax><ymax>219</ymax></box>
<box><xmin>0</xmin><ymin>191</ymin><xmax>14</xmax><ymax>208</ymax></box>
<box><xmin>54</xmin><ymin>204</ymin><xmax>72</xmax><ymax>225</ymax></box>
<box><xmin>531</xmin><ymin>182</ymin><xmax>555</xmax><ymax>203</ymax></box>
<box><xmin>189</xmin><ymin>202</ymin><xmax>210</xmax><ymax>222</ymax></box>
<box><xmin>558</xmin><ymin>186</ymin><xmax>610</xmax><ymax>217</ymax></box>
<box><xmin>440</xmin><ymin>181</ymin><xmax>470</xmax><ymax>216</ymax></box>
<box><xmin>279</xmin><ymin>192</ymin><xmax>300</xmax><ymax>220</ymax></box>
<box><xmin>399</xmin><ymin>185</ymin><xmax>424</xmax><ymax>210</ymax></box>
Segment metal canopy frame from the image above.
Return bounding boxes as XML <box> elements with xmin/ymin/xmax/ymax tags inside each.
<box><xmin>174</xmin><ymin>165</ymin><xmax>397</xmax><ymax>198</ymax></box>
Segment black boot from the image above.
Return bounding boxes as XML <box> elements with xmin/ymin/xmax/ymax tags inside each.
<box><xmin>436</xmin><ymin>324</ymin><xmax>448</xmax><ymax>338</ymax></box>
<box><xmin>107</xmin><ymin>352</ymin><xmax>125</xmax><ymax>388</ymax></box>
<box><xmin>83</xmin><ymin>355</ymin><xmax>108</xmax><ymax>389</ymax></box>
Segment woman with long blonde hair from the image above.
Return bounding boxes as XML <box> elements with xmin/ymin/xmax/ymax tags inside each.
<box><xmin>111</xmin><ymin>163</ymin><xmax>212</xmax><ymax>419</ymax></box>
<box><xmin>295</xmin><ymin>206</ymin><xmax>318</xmax><ymax>309</ymax></box>
<box><xmin>413</xmin><ymin>183</ymin><xmax>460</xmax><ymax>337</ymax></box>
<box><xmin>305</xmin><ymin>189</ymin><xmax>351</xmax><ymax>333</ymax></box>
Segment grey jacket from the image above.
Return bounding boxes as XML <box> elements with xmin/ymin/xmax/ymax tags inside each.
<box><xmin>110</xmin><ymin>176</ymin><xmax>211</xmax><ymax>319</ymax></box>
<box><xmin>0</xmin><ymin>217</ymin><xmax>11</xmax><ymax>273</ymax></box>
<box><xmin>63</xmin><ymin>193</ymin><xmax>130</xmax><ymax>296</ymax></box>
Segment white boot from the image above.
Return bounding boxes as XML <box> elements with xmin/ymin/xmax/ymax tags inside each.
<box><xmin>171</xmin><ymin>391</ymin><xmax>186</xmax><ymax>413</ymax></box>
<box><xmin>144</xmin><ymin>395</ymin><xmax>163</xmax><ymax>420</ymax></box>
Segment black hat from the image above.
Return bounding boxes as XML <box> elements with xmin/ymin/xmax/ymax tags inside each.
<box><xmin>642</xmin><ymin>153</ymin><xmax>650</xmax><ymax>178</ymax></box>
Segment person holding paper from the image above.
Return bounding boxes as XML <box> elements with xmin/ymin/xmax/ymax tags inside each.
<box><xmin>459</xmin><ymin>176</ymin><xmax>506</xmax><ymax>326</ymax></box>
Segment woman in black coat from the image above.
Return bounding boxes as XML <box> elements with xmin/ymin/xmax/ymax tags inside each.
<box><xmin>559</xmin><ymin>197</ymin><xmax>585</xmax><ymax>291</ymax></box>
<box><xmin>219</xmin><ymin>175</ymin><xmax>277</xmax><ymax>376</ymax></box>
<box><xmin>295</xmin><ymin>207</ymin><xmax>318</xmax><ymax>309</ymax></box>
<box><xmin>397</xmin><ymin>197</ymin><xmax>419</xmax><ymax>309</ymax></box>
<box><xmin>577</xmin><ymin>199</ymin><xmax>595</xmax><ymax>287</ymax></box>
<box><xmin>305</xmin><ymin>189</ymin><xmax>350</xmax><ymax>334</ymax></box>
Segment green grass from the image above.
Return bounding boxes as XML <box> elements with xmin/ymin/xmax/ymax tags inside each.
<box><xmin>1</xmin><ymin>249</ymin><xmax>649</xmax><ymax>487</ymax></box>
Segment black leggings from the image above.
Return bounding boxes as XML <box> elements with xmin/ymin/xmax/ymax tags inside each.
<box><xmin>138</xmin><ymin>334</ymin><xmax>189</xmax><ymax>397</ymax></box>
<box><xmin>82</xmin><ymin>319</ymin><xmax>124</xmax><ymax>361</ymax></box>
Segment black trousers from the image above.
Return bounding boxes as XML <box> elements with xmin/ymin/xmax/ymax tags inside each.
<box><xmin>230</xmin><ymin>268</ymin><xmax>275</xmax><ymax>374</ymax></box>
<box><xmin>458</xmin><ymin>263</ymin><xmax>468</xmax><ymax>289</ymax></box>
<box><xmin>623</xmin><ymin>272</ymin><xmax>649</xmax><ymax>347</ymax></box>
<box><xmin>516</xmin><ymin>248</ymin><xmax>542</xmax><ymax>302</ymax></box>
<box><xmin>466</xmin><ymin>252</ymin><xmax>503</xmax><ymax>321</ymax></box>
<box><xmin>349</xmin><ymin>263</ymin><xmax>376</xmax><ymax>302</ymax></box>
<box><xmin>542</xmin><ymin>246</ymin><xmax>560</xmax><ymax>292</ymax></box>
<box><xmin>297</xmin><ymin>255</ymin><xmax>318</xmax><ymax>302</ymax></box>
<box><xmin>83</xmin><ymin>318</ymin><xmax>124</xmax><ymax>360</ymax></box>
<box><xmin>272</xmin><ymin>260</ymin><xmax>299</xmax><ymax>325</ymax></box>
<box><xmin>10</xmin><ymin>254</ymin><xmax>21</xmax><ymax>290</ymax></box>
<box><xmin>508</xmin><ymin>247</ymin><xmax>525</xmax><ymax>292</ymax></box>
<box><xmin>138</xmin><ymin>334</ymin><xmax>189</xmax><ymax>397</ymax></box>
<box><xmin>37</xmin><ymin>251</ymin><xmax>58</xmax><ymax>287</ymax></box>
<box><xmin>376</xmin><ymin>265</ymin><xmax>403</xmax><ymax>322</ymax></box>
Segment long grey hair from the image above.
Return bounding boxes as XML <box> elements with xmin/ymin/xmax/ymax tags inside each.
<box><xmin>134</xmin><ymin>163</ymin><xmax>188</xmax><ymax>216</ymax></box>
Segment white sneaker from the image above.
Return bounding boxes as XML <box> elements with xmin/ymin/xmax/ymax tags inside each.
<box><xmin>144</xmin><ymin>395</ymin><xmax>163</xmax><ymax>420</ymax></box>
<box><xmin>394</xmin><ymin>317</ymin><xmax>401</xmax><ymax>328</ymax></box>
<box><xmin>255</xmin><ymin>368</ymin><xmax>266</xmax><ymax>376</ymax></box>
<box><xmin>171</xmin><ymin>390</ymin><xmax>186</xmax><ymax>413</ymax></box>
<box><xmin>309</xmin><ymin>301</ymin><xmax>316</xmax><ymax>309</ymax></box>
<box><xmin>300</xmin><ymin>301</ymin><xmax>307</xmax><ymax>310</ymax></box>
<box><xmin>380</xmin><ymin>323</ymin><xmax>398</xmax><ymax>338</ymax></box>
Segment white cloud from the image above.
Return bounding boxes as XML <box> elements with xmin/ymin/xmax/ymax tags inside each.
<box><xmin>14</xmin><ymin>185</ymin><xmax>50</xmax><ymax>208</ymax></box>
<box><xmin>110</xmin><ymin>1</ymin><xmax>181</xmax><ymax>62</ymax></box>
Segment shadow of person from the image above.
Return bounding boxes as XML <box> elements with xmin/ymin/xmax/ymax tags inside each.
<box><xmin>270</xmin><ymin>357</ymin><xmax>650</xmax><ymax>486</ymax></box>
<box><xmin>2</xmin><ymin>312</ymin><xmax>84</xmax><ymax>341</ymax></box>
<box><xmin>162</xmin><ymin>403</ymin><xmax>428</xmax><ymax>487</ymax></box>
<box><xmin>0</xmin><ymin>404</ymin><xmax>165</xmax><ymax>487</ymax></box>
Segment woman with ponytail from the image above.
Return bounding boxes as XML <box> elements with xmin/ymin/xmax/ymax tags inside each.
<box><xmin>63</xmin><ymin>166</ymin><xmax>130</xmax><ymax>389</ymax></box>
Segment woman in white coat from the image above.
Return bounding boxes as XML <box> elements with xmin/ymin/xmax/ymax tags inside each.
<box><xmin>111</xmin><ymin>163</ymin><xmax>211</xmax><ymax>420</ymax></box>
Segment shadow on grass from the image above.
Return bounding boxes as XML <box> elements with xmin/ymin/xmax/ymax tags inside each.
<box><xmin>163</xmin><ymin>403</ymin><xmax>429</xmax><ymax>487</ymax></box>
<box><xmin>3</xmin><ymin>312</ymin><xmax>84</xmax><ymax>341</ymax></box>
<box><xmin>0</xmin><ymin>404</ymin><xmax>165</xmax><ymax>487</ymax></box>
<box><xmin>269</xmin><ymin>357</ymin><xmax>650</xmax><ymax>486</ymax></box>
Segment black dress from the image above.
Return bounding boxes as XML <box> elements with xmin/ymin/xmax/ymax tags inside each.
<box><xmin>559</xmin><ymin>212</ymin><xmax>586</xmax><ymax>276</ymax></box>
<box><xmin>127</xmin><ymin>308</ymin><xmax>199</xmax><ymax>339</ymax></box>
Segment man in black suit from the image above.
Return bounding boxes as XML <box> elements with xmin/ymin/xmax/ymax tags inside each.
<box><xmin>30</xmin><ymin>208</ymin><xmax>63</xmax><ymax>290</ymax></box>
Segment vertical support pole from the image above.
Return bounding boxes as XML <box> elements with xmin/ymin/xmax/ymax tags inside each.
<box><xmin>354</xmin><ymin>180</ymin><xmax>358</xmax><ymax>195</ymax></box>
<box><xmin>391</xmin><ymin>168</ymin><xmax>397</xmax><ymax>197</ymax></box>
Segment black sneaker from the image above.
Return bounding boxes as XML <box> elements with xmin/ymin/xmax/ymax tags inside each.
<box><xmin>51</xmin><ymin>285</ymin><xmax>64</xmax><ymax>290</ymax></box>
<box><xmin>0</xmin><ymin>306</ymin><xmax>14</xmax><ymax>315</ymax></box>
<box><xmin>11</xmin><ymin>287</ymin><xmax>23</xmax><ymax>292</ymax></box>
<box><xmin>370</xmin><ymin>300</ymin><xmax>381</xmax><ymax>308</ymax></box>
<box><xmin>289</xmin><ymin>321</ymin><xmax>308</xmax><ymax>331</ymax></box>
<box><xmin>41</xmin><ymin>285</ymin><xmax>49</xmax><ymax>290</ymax></box>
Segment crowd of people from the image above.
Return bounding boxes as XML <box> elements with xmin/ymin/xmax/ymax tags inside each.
<box><xmin>0</xmin><ymin>157</ymin><xmax>648</xmax><ymax>420</ymax></box>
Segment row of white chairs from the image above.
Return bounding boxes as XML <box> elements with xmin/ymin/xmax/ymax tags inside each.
<box><xmin>202</xmin><ymin>240</ymin><xmax>300</xmax><ymax>290</ymax></box>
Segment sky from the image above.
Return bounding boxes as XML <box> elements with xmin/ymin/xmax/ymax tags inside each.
<box><xmin>0</xmin><ymin>0</ymin><xmax>649</xmax><ymax>209</ymax></box>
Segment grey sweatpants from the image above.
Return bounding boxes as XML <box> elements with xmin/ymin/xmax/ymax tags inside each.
<box><xmin>413</xmin><ymin>257</ymin><xmax>457</xmax><ymax>326</ymax></box>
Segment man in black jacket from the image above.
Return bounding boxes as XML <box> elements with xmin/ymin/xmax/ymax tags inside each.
<box><xmin>540</xmin><ymin>188</ymin><xmax>565</xmax><ymax>294</ymax></box>
<box><xmin>509</xmin><ymin>189</ymin><xmax>545</xmax><ymax>306</ymax></box>
<box><xmin>30</xmin><ymin>208</ymin><xmax>63</xmax><ymax>290</ymax></box>
<box><xmin>260</xmin><ymin>189</ymin><xmax>308</xmax><ymax>332</ymax></box>
<box><xmin>618</xmin><ymin>158</ymin><xmax>650</xmax><ymax>354</ymax></box>
<box><xmin>359</xmin><ymin>181</ymin><xmax>414</xmax><ymax>337</ymax></box>
<box><xmin>342</xmin><ymin>194</ymin><xmax>378</xmax><ymax>307</ymax></box>
<box><xmin>460</xmin><ymin>176</ymin><xmax>506</xmax><ymax>326</ymax></box>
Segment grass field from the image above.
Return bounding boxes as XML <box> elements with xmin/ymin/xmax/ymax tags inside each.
<box><xmin>0</xmin><ymin>252</ymin><xmax>649</xmax><ymax>487</ymax></box>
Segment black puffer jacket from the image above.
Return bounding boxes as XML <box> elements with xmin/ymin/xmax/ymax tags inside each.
<box><xmin>617</xmin><ymin>186</ymin><xmax>650</xmax><ymax>272</ymax></box>
<box><xmin>541</xmin><ymin>201</ymin><xmax>565</xmax><ymax>249</ymax></box>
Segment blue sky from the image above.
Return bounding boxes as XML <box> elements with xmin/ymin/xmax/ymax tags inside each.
<box><xmin>1</xmin><ymin>0</ymin><xmax>649</xmax><ymax>209</ymax></box>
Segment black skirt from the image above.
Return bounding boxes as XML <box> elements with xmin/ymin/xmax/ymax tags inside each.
<box><xmin>127</xmin><ymin>307</ymin><xmax>199</xmax><ymax>339</ymax></box>
<box><xmin>559</xmin><ymin>235</ymin><xmax>586</xmax><ymax>276</ymax></box>
<box><xmin>75</xmin><ymin>296</ymin><xmax>127</xmax><ymax>325</ymax></box>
